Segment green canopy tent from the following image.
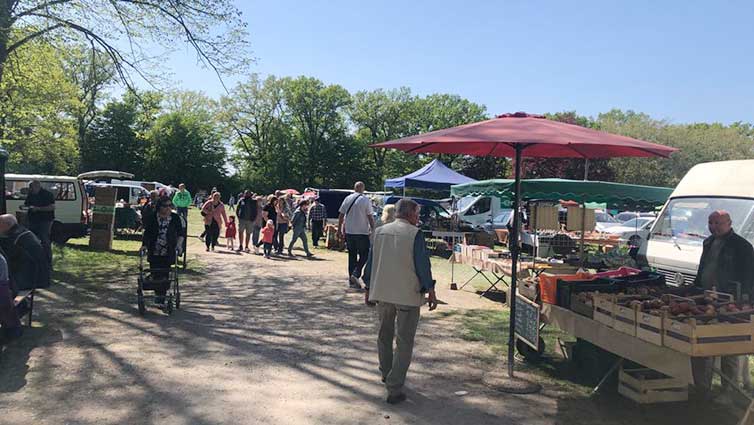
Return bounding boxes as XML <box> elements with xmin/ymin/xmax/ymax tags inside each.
<box><xmin>451</xmin><ymin>178</ymin><xmax>672</xmax><ymax>212</ymax></box>
<box><xmin>451</xmin><ymin>178</ymin><xmax>673</xmax><ymax>262</ymax></box>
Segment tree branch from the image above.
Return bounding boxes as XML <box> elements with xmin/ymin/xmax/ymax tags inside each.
<box><xmin>15</xmin><ymin>0</ymin><xmax>76</xmax><ymax>19</ymax></box>
<box><xmin>7</xmin><ymin>23</ymin><xmax>64</xmax><ymax>54</ymax></box>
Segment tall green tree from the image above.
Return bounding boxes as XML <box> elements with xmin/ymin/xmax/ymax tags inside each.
<box><xmin>597</xmin><ymin>109</ymin><xmax>754</xmax><ymax>186</ymax></box>
<box><xmin>282</xmin><ymin>76</ymin><xmax>361</xmax><ymax>188</ymax></box>
<box><xmin>0</xmin><ymin>34</ymin><xmax>78</xmax><ymax>174</ymax></box>
<box><xmin>80</xmin><ymin>98</ymin><xmax>144</xmax><ymax>174</ymax></box>
<box><xmin>220</xmin><ymin>74</ymin><xmax>294</xmax><ymax>192</ymax></box>
<box><xmin>144</xmin><ymin>110</ymin><xmax>227</xmax><ymax>191</ymax></box>
<box><xmin>349</xmin><ymin>88</ymin><xmax>420</xmax><ymax>184</ymax></box>
<box><xmin>63</xmin><ymin>45</ymin><xmax>115</xmax><ymax>154</ymax></box>
<box><xmin>412</xmin><ymin>94</ymin><xmax>487</xmax><ymax>170</ymax></box>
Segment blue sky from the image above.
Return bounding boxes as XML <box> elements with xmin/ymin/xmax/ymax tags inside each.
<box><xmin>166</xmin><ymin>0</ymin><xmax>754</xmax><ymax>124</ymax></box>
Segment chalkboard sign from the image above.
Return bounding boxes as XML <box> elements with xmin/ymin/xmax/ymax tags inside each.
<box><xmin>514</xmin><ymin>295</ymin><xmax>540</xmax><ymax>350</ymax></box>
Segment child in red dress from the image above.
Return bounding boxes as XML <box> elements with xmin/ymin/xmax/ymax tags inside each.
<box><xmin>225</xmin><ymin>216</ymin><xmax>237</xmax><ymax>250</ymax></box>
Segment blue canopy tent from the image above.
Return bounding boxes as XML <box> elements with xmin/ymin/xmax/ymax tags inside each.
<box><xmin>384</xmin><ymin>159</ymin><xmax>476</xmax><ymax>195</ymax></box>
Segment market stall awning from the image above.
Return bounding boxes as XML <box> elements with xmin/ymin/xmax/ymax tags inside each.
<box><xmin>451</xmin><ymin>178</ymin><xmax>672</xmax><ymax>211</ymax></box>
<box><xmin>384</xmin><ymin>159</ymin><xmax>476</xmax><ymax>190</ymax></box>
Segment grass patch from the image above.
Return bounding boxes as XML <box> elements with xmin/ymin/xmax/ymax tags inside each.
<box><xmin>52</xmin><ymin>208</ymin><xmax>207</xmax><ymax>285</ymax></box>
<box><xmin>457</xmin><ymin>308</ymin><xmax>590</xmax><ymax>395</ymax></box>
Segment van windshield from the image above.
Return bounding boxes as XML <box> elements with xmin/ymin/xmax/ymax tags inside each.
<box><xmin>456</xmin><ymin>196</ymin><xmax>477</xmax><ymax>212</ymax></box>
<box><xmin>651</xmin><ymin>197</ymin><xmax>754</xmax><ymax>245</ymax></box>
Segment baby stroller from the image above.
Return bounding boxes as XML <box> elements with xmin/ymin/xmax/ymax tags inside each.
<box><xmin>137</xmin><ymin>248</ymin><xmax>181</xmax><ymax>315</ymax></box>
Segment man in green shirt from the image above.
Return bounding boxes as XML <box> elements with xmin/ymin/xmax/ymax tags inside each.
<box><xmin>172</xmin><ymin>183</ymin><xmax>192</xmax><ymax>220</ymax></box>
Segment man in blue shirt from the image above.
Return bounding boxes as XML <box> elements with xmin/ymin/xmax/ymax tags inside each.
<box><xmin>363</xmin><ymin>198</ymin><xmax>437</xmax><ymax>405</ymax></box>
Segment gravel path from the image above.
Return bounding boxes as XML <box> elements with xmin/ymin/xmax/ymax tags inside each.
<box><xmin>0</xmin><ymin>241</ymin><xmax>567</xmax><ymax>425</ymax></box>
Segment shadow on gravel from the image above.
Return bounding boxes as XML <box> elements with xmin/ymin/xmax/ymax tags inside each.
<box><xmin>0</xmin><ymin>252</ymin><xmax>532</xmax><ymax>424</ymax></box>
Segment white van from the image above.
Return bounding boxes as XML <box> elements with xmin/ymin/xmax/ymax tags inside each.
<box><xmin>86</xmin><ymin>182</ymin><xmax>150</xmax><ymax>205</ymax></box>
<box><xmin>641</xmin><ymin>160</ymin><xmax>754</xmax><ymax>286</ymax></box>
<box><xmin>456</xmin><ymin>195</ymin><xmax>505</xmax><ymax>228</ymax></box>
<box><xmin>5</xmin><ymin>174</ymin><xmax>89</xmax><ymax>243</ymax></box>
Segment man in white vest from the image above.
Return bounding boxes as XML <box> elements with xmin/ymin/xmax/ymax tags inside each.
<box><xmin>363</xmin><ymin>198</ymin><xmax>437</xmax><ymax>405</ymax></box>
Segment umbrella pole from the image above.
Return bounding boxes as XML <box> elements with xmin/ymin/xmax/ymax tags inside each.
<box><xmin>507</xmin><ymin>145</ymin><xmax>523</xmax><ymax>378</ymax></box>
<box><xmin>580</xmin><ymin>203</ymin><xmax>586</xmax><ymax>265</ymax></box>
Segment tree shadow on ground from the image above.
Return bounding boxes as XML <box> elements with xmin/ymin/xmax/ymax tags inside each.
<box><xmin>2</xmin><ymin>251</ymin><xmax>741</xmax><ymax>425</ymax></box>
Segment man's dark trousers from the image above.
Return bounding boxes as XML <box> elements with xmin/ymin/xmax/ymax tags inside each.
<box><xmin>346</xmin><ymin>234</ymin><xmax>370</xmax><ymax>280</ymax></box>
<box><xmin>29</xmin><ymin>220</ymin><xmax>53</xmax><ymax>268</ymax></box>
<box><xmin>311</xmin><ymin>220</ymin><xmax>324</xmax><ymax>247</ymax></box>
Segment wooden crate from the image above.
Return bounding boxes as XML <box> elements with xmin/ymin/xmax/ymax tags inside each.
<box><xmin>593</xmin><ymin>294</ymin><xmax>615</xmax><ymax>328</ymax></box>
<box><xmin>663</xmin><ymin>315</ymin><xmax>754</xmax><ymax>356</ymax></box>
<box><xmin>636</xmin><ymin>311</ymin><xmax>665</xmax><ymax>346</ymax></box>
<box><xmin>613</xmin><ymin>303</ymin><xmax>638</xmax><ymax>336</ymax></box>
<box><xmin>618</xmin><ymin>367</ymin><xmax>688</xmax><ymax>404</ymax></box>
<box><xmin>569</xmin><ymin>296</ymin><xmax>594</xmax><ymax>318</ymax></box>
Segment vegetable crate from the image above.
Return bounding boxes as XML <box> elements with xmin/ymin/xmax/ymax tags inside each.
<box><xmin>618</xmin><ymin>367</ymin><xmax>688</xmax><ymax>404</ymax></box>
<box><xmin>663</xmin><ymin>314</ymin><xmax>754</xmax><ymax>356</ymax></box>
<box><xmin>636</xmin><ymin>311</ymin><xmax>665</xmax><ymax>346</ymax></box>
<box><xmin>613</xmin><ymin>303</ymin><xmax>639</xmax><ymax>337</ymax></box>
<box><xmin>593</xmin><ymin>294</ymin><xmax>615</xmax><ymax>328</ymax></box>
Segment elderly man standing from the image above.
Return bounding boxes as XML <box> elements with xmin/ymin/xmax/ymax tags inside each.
<box><xmin>692</xmin><ymin>210</ymin><xmax>754</xmax><ymax>398</ymax></box>
<box><xmin>363</xmin><ymin>199</ymin><xmax>437</xmax><ymax>404</ymax></box>
<box><xmin>338</xmin><ymin>182</ymin><xmax>375</xmax><ymax>289</ymax></box>
<box><xmin>24</xmin><ymin>180</ymin><xmax>55</xmax><ymax>267</ymax></box>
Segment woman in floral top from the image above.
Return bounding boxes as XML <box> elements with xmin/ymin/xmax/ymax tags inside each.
<box><xmin>142</xmin><ymin>198</ymin><xmax>185</xmax><ymax>304</ymax></box>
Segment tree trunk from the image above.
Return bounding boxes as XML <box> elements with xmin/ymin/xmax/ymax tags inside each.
<box><xmin>0</xmin><ymin>0</ymin><xmax>11</xmax><ymax>142</ymax></box>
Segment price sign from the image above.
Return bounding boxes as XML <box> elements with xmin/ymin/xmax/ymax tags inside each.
<box><xmin>514</xmin><ymin>294</ymin><xmax>540</xmax><ymax>350</ymax></box>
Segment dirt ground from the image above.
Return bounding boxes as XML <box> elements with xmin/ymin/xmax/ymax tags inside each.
<box><xmin>0</xmin><ymin>238</ymin><xmax>742</xmax><ymax>425</ymax></box>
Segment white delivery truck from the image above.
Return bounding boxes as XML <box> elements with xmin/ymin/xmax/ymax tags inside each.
<box><xmin>640</xmin><ymin>160</ymin><xmax>754</xmax><ymax>286</ymax></box>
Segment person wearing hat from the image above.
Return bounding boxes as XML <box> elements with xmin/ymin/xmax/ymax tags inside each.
<box><xmin>308</xmin><ymin>196</ymin><xmax>327</xmax><ymax>248</ymax></box>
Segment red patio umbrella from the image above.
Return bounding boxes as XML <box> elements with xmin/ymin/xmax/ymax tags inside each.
<box><xmin>372</xmin><ymin>112</ymin><xmax>677</xmax><ymax>378</ymax></box>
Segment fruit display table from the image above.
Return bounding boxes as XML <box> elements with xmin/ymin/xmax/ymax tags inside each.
<box><xmin>541</xmin><ymin>303</ymin><xmax>694</xmax><ymax>384</ymax></box>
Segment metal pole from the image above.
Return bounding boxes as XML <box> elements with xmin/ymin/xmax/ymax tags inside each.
<box><xmin>507</xmin><ymin>145</ymin><xmax>523</xmax><ymax>378</ymax></box>
<box><xmin>584</xmin><ymin>159</ymin><xmax>590</xmax><ymax>181</ymax></box>
<box><xmin>580</xmin><ymin>203</ymin><xmax>586</xmax><ymax>265</ymax></box>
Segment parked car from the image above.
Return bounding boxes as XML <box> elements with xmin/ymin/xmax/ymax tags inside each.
<box><xmin>383</xmin><ymin>196</ymin><xmax>451</xmax><ymax>231</ymax></box>
<box><xmin>594</xmin><ymin>210</ymin><xmax>622</xmax><ymax>232</ymax></box>
<box><xmin>614</xmin><ymin>211</ymin><xmax>657</xmax><ymax>223</ymax></box>
<box><xmin>481</xmin><ymin>209</ymin><xmax>536</xmax><ymax>247</ymax></box>
<box><xmin>604</xmin><ymin>217</ymin><xmax>655</xmax><ymax>247</ymax></box>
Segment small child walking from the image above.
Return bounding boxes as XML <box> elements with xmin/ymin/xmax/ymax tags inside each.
<box><xmin>225</xmin><ymin>216</ymin><xmax>237</xmax><ymax>250</ymax></box>
<box><xmin>257</xmin><ymin>219</ymin><xmax>276</xmax><ymax>258</ymax></box>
